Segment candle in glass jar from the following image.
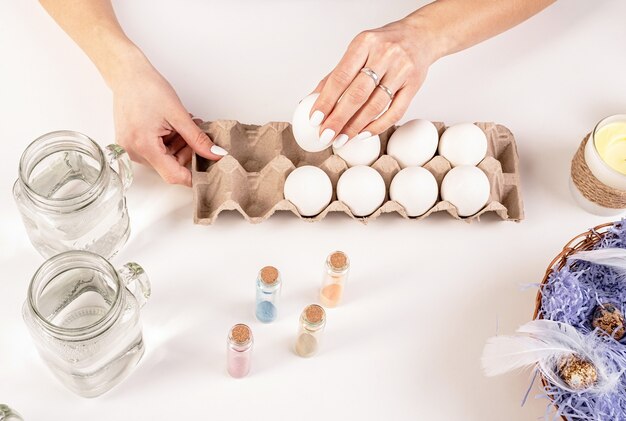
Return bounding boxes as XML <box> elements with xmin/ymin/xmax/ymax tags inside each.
<box><xmin>570</xmin><ymin>114</ymin><xmax>626</xmax><ymax>216</ymax></box>
<box><xmin>594</xmin><ymin>121</ymin><xmax>626</xmax><ymax>175</ymax></box>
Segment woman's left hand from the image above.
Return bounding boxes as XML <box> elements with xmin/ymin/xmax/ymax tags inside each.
<box><xmin>310</xmin><ymin>17</ymin><xmax>439</xmax><ymax>148</ymax></box>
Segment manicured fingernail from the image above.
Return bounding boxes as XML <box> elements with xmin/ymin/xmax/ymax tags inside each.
<box><xmin>356</xmin><ymin>131</ymin><xmax>372</xmax><ymax>140</ymax></box>
<box><xmin>319</xmin><ymin>128</ymin><xmax>335</xmax><ymax>144</ymax></box>
<box><xmin>309</xmin><ymin>110</ymin><xmax>324</xmax><ymax>127</ymax></box>
<box><xmin>210</xmin><ymin>145</ymin><xmax>228</xmax><ymax>156</ymax></box>
<box><xmin>333</xmin><ymin>134</ymin><xmax>349</xmax><ymax>149</ymax></box>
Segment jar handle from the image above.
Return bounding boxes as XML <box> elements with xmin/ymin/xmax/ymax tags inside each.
<box><xmin>0</xmin><ymin>404</ymin><xmax>24</xmax><ymax>421</ymax></box>
<box><xmin>117</xmin><ymin>262</ymin><xmax>151</xmax><ymax>308</ymax></box>
<box><xmin>105</xmin><ymin>144</ymin><xmax>133</xmax><ymax>192</ymax></box>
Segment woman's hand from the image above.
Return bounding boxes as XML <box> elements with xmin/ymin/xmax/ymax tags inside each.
<box><xmin>310</xmin><ymin>17</ymin><xmax>439</xmax><ymax>148</ymax></box>
<box><xmin>110</xmin><ymin>52</ymin><xmax>227</xmax><ymax>186</ymax></box>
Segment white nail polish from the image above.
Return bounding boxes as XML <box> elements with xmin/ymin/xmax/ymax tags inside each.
<box><xmin>333</xmin><ymin>134</ymin><xmax>349</xmax><ymax>149</ymax></box>
<box><xmin>210</xmin><ymin>145</ymin><xmax>228</xmax><ymax>156</ymax></box>
<box><xmin>356</xmin><ymin>131</ymin><xmax>372</xmax><ymax>140</ymax></box>
<box><xmin>319</xmin><ymin>128</ymin><xmax>335</xmax><ymax>144</ymax></box>
<box><xmin>309</xmin><ymin>110</ymin><xmax>324</xmax><ymax>127</ymax></box>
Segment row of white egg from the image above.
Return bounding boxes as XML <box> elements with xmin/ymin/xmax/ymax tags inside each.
<box><xmin>292</xmin><ymin>94</ymin><xmax>489</xmax><ymax>168</ymax></box>
<box><xmin>284</xmin><ymin>163</ymin><xmax>490</xmax><ymax>218</ymax></box>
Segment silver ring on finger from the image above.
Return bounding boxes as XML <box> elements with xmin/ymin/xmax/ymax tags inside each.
<box><xmin>360</xmin><ymin>67</ymin><xmax>380</xmax><ymax>86</ymax></box>
<box><xmin>377</xmin><ymin>83</ymin><xmax>394</xmax><ymax>100</ymax></box>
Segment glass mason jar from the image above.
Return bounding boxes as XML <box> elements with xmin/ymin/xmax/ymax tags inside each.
<box><xmin>255</xmin><ymin>266</ymin><xmax>281</xmax><ymax>323</ymax></box>
<box><xmin>294</xmin><ymin>304</ymin><xmax>326</xmax><ymax>358</ymax></box>
<box><xmin>226</xmin><ymin>324</ymin><xmax>253</xmax><ymax>378</ymax></box>
<box><xmin>13</xmin><ymin>131</ymin><xmax>133</xmax><ymax>259</ymax></box>
<box><xmin>0</xmin><ymin>405</ymin><xmax>23</xmax><ymax>421</ymax></box>
<box><xmin>320</xmin><ymin>251</ymin><xmax>350</xmax><ymax>308</ymax></box>
<box><xmin>22</xmin><ymin>250</ymin><xmax>151</xmax><ymax>398</ymax></box>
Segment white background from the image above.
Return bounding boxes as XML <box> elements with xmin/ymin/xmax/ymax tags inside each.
<box><xmin>1</xmin><ymin>1</ymin><xmax>626</xmax><ymax>420</ymax></box>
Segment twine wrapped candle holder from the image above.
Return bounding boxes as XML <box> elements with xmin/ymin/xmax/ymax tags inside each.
<box><xmin>570</xmin><ymin>115</ymin><xmax>626</xmax><ymax>216</ymax></box>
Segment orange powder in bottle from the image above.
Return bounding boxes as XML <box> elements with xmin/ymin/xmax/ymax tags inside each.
<box><xmin>319</xmin><ymin>251</ymin><xmax>349</xmax><ymax>308</ymax></box>
<box><xmin>320</xmin><ymin>283</ymin><xmax>344</xmax><ymax>307</ymax></box>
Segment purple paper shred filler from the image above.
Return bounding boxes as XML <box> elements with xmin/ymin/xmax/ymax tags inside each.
<box><xmin>536</xmin><ymin>219</ymin><xmax>626</xmax><ymax>420</ymax></box>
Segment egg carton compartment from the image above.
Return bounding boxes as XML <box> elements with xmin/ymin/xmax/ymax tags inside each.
<box><xmin>192</xmin><ymin>120</ymin><xmax>524</xmax><ymax>224</ymax></box>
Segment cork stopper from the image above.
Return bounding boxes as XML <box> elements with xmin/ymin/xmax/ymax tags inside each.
<box><xmin>328</xmin><ymin>251</ymin><xmax>348</xmax><ymax>271</ymax></box>
<box><xmin>230</xmin><ymin>324</ymin><xmax>252</xmax><ymax>345</ymax></box>
<box><xmin>303</xmin><ymin>304</ymin><xmax>325</xmax><ymax>325</ymax></box>
<box><xmin>260</xmin><ymin>266</ymin><xmax>279</xmax><ymax>286</ymax></box>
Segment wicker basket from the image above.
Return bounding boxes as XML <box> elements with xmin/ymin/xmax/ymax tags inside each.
<box><xmin>533</xmin><ymin>221</ymin><xmax>617</xmax><ymax>419</ymax></box>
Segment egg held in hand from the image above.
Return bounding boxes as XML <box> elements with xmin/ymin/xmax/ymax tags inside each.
<box><xmin>337</xmin><ymin>166</ymin><xmax>386</xmax><ymax>217</ymax></box>
<box><xmin>441</xmin><ymin>165</ymin><xmax>490</xmax><ymax>217</ymax></box>
<box><xmin>390</xmin><ymin>167</ymin><xmax>438</xmax><ymax>217</ymax></box>
<box><xmin>333</xmin><ymin>134</ymin><xmax>381</xmax><ymax>167</ymax></box>
<box><xmin>283</xmin><ymin>166</ymin><xmax>333</xmax><ymax>216</ymax></box>
<box><xmin>386</xmin><ymin>119</ymin><xmax>439</xmax><ymax>168</ymax></box>
<box><xmin>292</xmin><ymin>93</ymin><xmax>333</xmax><ymax>153</ymax></box>
<box><xmin>438</xmin><ymin>123</ymin><xmax>488</xmax><ymax>167</ymax></box>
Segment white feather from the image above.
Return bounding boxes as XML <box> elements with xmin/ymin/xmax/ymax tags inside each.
<box><xmin>570</xmin><ymin>248</ymin><xmax>626</xmax><ymax>276</ymax></box>
<box><xmin>482</xmin><ymin>320</ymin><xmax>625</xmax><ymax>394</ymax></box>
<box><xmin>482</xmin><ymin>335</ymin><xmax>571</xmax><ymax>376</ymax></box>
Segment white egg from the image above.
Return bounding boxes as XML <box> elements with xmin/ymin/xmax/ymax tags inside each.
<box><xmin>332</xmin><ymin>134</ymin><xmax>381</xmax><ymax>167</ymax></box>
<box><xmin>440</xmin><ymin>166</ymin><xmax>490</xmax><ymax>217</ymax></box>
<box><xmin>390</xmin><ymin>167</ymin><xmax>438</xmax><ymax>217</ymax></box>
<box><xmin>284</xmin><ymin>166</ymin><xmax>333</xmax><ymax>216</ymax></box>
<box><xmin>438</xmin><ymin>123</ymin><xmax>488</xmax><ymax>166</ymax></box>
<box><xmin>386</xmin><ymin>119</ymin><xmax>439</xmax><ymax>168</ymax></box>
<box><xmin>337</xmin><ymin>166</ymin><xmax>386</xmax><ymax>217</ymax></box>
<box><xmin>291</xmin><ymin>93</ymin><xmax>333</xmax><ymax>153</ymax></box>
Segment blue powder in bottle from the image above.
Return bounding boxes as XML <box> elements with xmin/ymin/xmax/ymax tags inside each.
<box><xmin>256</xmin><ymin>301</ymin><xmax>277</xmax><ymax>323</ymax></box>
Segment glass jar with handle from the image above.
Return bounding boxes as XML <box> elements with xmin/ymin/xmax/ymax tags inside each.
<box><xmin>0</xmin><ymin>405</ymin><xmax>23</xmax><ymax>421</ymax></box>
<box><xmin>13</xmin><ymin>131</ymin><xmax>133</xmax><ymax>259</ymax></box>
<box><xmin>22</xmin><ymin>250</ymin><xmax>151</xmax><ymax>398</ymax></box>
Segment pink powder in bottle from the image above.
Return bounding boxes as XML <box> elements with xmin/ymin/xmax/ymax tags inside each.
<box><xmin>227</xmin><ymin>324</ymin><xmax>253</xmax><ymax>378</ymax></box>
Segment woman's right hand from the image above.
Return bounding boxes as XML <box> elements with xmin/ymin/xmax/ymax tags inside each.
<box><xmin>110</xmin><ymin>52</ymin><xmax>227</xmax><ymax>187</ymax></box>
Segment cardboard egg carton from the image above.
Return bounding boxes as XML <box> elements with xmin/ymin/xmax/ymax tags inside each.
<box><xmin>192</xmin><ymin>120</ymin><xmax>524</xmax><ymax>224</ymax></box>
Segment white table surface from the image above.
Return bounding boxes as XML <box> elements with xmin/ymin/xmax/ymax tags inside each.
<box><xmin>1</xmin><ymin>1</ymin><xmax>626</xmax><ymax>420</ymax></box>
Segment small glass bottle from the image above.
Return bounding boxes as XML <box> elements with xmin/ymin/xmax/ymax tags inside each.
<box><xmin>255</xmin><ymin>266</ymin><xmax>281</xmax><ymax>323</ymax></box>
<box><xmin>295</xmin><ymin>304</ymin><xmax>326</xmax><ymax>358</ymax></box>
<box><xmin>0</xmin><ymin>405</ymin><xmax>23</xmax><ymax>421</ymax></box>
<box><xmin>320</xmin><ymin>251</ymin><xmax>350</xmax><ymax>308</ymax></box>
<box><xmin>227</xmin><ymin>324</ymin><xmax>253</xmax><ymax>378</ymax></box>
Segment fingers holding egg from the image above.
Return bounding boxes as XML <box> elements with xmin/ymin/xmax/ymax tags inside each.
<box><xmin>292</xmin><ymin>94</ymin><xmax>334</xmax><ymax>152</ymax></box>
<box><xmin>337</xmin><ymin>74</ymin><xmax>403</xmax><ymax>141</ymax></box>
